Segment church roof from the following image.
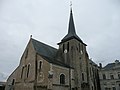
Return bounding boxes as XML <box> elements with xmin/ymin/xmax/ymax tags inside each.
<box><xmin>103</xmin><ymin>62</ymin><xmax>120</xmax><ymax>70</ymax></box>
<box><xmin>59</xmin><ymin>9</ymin><xmax>86</xmax><ymax>45</ymax></box>
<box><xmin>103</xmin><ymin>63</ymin><xmax>115</xmax><ymax>70</ymax></box>
<box><xmin>89</xmin><ymin>59</ymin><xmax>98</xmax><ymax>66</ymax></box>
<box><xmin>32</xmin><ymin>38</ymin><xmax>57</xmax><ymax>60</ymax></box>
<box><xmin>31</xmin><ymin>38</ymin><xmax>71</xmax><ymax>68</ymax></box>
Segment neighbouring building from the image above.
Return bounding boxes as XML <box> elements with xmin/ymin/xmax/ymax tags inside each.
<box><xmin>99</xmin><ymin>60</ymin><xmax>120</xmax><ymax>90</ymax></box>
<box><xmin>5</xmin><ymin>8</ymin><xmax>100</xmax><ymax>90</ymax></box>
<box><xmin>89</xmin><ymin>59</ymin><xmax>101</xmax><ymax>90</ymax></box>
<box><xmin>0</xmin><ymin>82</ymin><xmax>6</xmax><ymax>90</ymax></box>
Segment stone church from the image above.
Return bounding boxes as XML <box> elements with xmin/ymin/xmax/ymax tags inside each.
<box><xmin>5</xmin><ymin>9</ymin><xmax>101</xmax><ymax>90</ymax></box>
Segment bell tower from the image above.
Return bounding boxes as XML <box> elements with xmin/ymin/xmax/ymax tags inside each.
<box><xmin>58</xmin><ymin>8</ymin><xmax>90</xmax><ymax>90</ymax></box>
<box><xmin>58</xmin><ymin>8</ymin><xmax>87</xmax><ymax>66</ymax></box>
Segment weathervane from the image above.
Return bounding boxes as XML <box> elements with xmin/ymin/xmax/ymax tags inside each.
<box><xmin>70</xmin><ymin>1</ymin><xmax>72</xmax><ymax>8</ymax></box>
<box><xmin>30</xmin><ymin>35</ymin><xmax>32</xmax><ymax>38</ymax></box>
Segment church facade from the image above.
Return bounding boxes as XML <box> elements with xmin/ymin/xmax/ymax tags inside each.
<box><xmin>5</xmin><ymin>9</ymin><xmax>100</xmax><ymax>90</ymax></box>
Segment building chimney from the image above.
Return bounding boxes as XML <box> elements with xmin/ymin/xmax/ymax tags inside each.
<box><xmin>115</xmin><ymin>60</ymin><xmax>119</xmax><ymax>67</ymax></box>
<box><xmin>99</xmin><ymin>63</ymin><xmax>102</xmax><ymax>69</ymax></box>
<box><xmin>115</xmin><ymin>60</ymin><xmax>119</xmax><ymax>64</ymax></box>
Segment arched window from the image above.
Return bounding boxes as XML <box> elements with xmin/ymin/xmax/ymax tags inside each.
<box><xmin>60</xmin><ymin>74</ymin><xmax>65</xmax><ymax>84</ymax></box>
<box><xmin>103</xmin><ymin>74</ymin><xmax>106</xmax><ymax>79</ymax></box>
<box><xmin>39</xmin><ymin>61</ymin><xmax>42</xmax><ymax>72</ymax></box>
<box><xmin>27</xmin><ymin>64</ymin><xmax>30</xmax><ymax>78</ymax></box>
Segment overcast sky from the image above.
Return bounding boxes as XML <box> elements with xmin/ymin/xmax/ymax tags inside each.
<box><xmin>0</xmin><ymin>0</ymin><xmax>120</xmax><ymax>79</ymax></box>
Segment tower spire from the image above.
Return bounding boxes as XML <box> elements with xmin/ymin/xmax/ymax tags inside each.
<box><xmin>58</xmin><ymin>3</ymin><xmax>86</xmax><ymax>45</ymax></box>
<box><xmin>60</xmin><ymin>6</ymin><xmax>82</xmax><ymax>43</ymax></box>
<box><xmin>68</xmin><ymin>5</ymin><xmax>76</xmax><ymax>36</ymax></box>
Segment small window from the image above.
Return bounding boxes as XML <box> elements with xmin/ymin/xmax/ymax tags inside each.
<box><xmin>72</xmin><ymin>88</ymin><xmax>75</xmax><ymax>90</ymax></box>
<box><xmin>119</xmin><ymin>84</ymin><xmax>120</xmax><ymax>86</ymax></box>
<box><xmin>105</xmin><ymin>87</ymin><xmax>111</xmax><ymax>90</ymax></box>
<box><xmin>92</xmin><ymin>86</ymin><xmax>94</xmax><ymax>90</ymax></box>
<box><xmin>39</xmin><ymin>61</ymin><xmax>42</xmax><ymax>72</ymax></box>
<box><xmin>81</xmin><ymin>45</ymin><xmax>83</xmax><ymax>52</ymax></box>
<box><xmin>110</xmin><ymin>75</ymin><xmax>114</xmax><ymax>79</ymax></box>
<box><xmin>82</xmin><ymin>73</ymin><xmax>84</xmax><ymax>81</ymax></box>
<box><xmin>27</xmin><ymin>64</ymin><xmax>30</xmax><ymax>78</ymax></box>
<box><xmin>105</xmin><ymin>87</ymin><xmax>107</xmax><ymax>90</ymax></box>
<box><xmin>118</xmin><ymin>74</ymin><xmax>120</xmax><ymax>79</ymax></box>
<box><xmin>90</xmin><ymin>67</ymin><xmax>92</xmax><ymax>76</ymax></box>
<box><xmin>79</xmin><ymin>43</ymin><xmax>80</xmax><ymax>52</ymax></box>
<box><xmin>12</xmin><ymin>79</ymin><xmax>15</xmax><ymax>85</ymax></box>
<box><xmin>60</xmin><ymin>74</ymin><xmax>65</xmax><ymax>84</ymax></box>
<box><xmin>103</xmin><ymin>74</ymin><xmax>106</xmax><ymax>79</ymax></box>
<box><xmin>67</xmin><ymin>42</ymin><xmax>69</xmax><ymax>52</ymax></box>
<box><xmin>112</xmin><ymin>87</ymin><xmax>116</xmax><ymax>90</ymax></box>
<box><xmin>21</xmin><ymin>66</ymin><xmax>24</xmax><ymax>79</ymax></box>
<box><xmin>71</xmin><ymin>46</ymin><xmax>73</xmax><ymax>51</ymax></box>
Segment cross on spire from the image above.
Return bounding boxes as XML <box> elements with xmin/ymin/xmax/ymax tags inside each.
<box><xmin>70</xmin><ymin>1</ymin><xmax>72</xmax><ymax>7</ymax></box>
<box><xmin>70</xmin><ymin>1</ymin><xmax>73</xmax><ymax>13</ymax></box>
<box><xmin>60</xmin><ymin>4</ymin><xmax>83</xmax><ymax>44</ymax></box>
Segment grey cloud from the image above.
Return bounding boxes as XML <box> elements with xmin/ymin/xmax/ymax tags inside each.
<box><xmin>0</xmin><ymin>0</ymin><xmax>120</xmax><ymax>80</ymax></box>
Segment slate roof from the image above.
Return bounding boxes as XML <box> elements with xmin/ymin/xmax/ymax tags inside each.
<box><xmin>103</xmin><ymin>62</ymin><xmax>120</xmax><ymax>70</ymax></box>
<box><xmin>31</xmin><ymin>38</ymin><xmax>71</xmax><ymax>68</ymax></box>
<box><xmin>32</xmin><ymin>38</ymin><xmax>57</xmax><ymax>60</ymax></box>
<box><xmin>103</xmin><ymin>63</ymin><xmax>115</xmax><ymax>70</ymax></box>
<box><xmin>89</xmin><ymin>59</ymin><xmax>97</xmax><ymax>66</ymax></box>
